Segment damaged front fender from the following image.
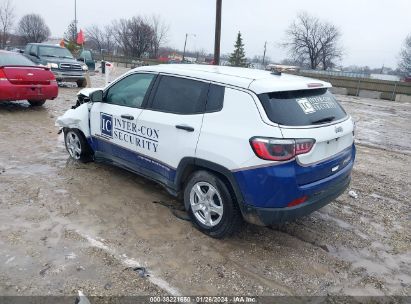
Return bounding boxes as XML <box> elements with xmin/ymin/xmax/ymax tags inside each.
<box><xmin>55</xmin><ymin>103</ymin><xmax>91</xmax><ymax>137</ymax></box>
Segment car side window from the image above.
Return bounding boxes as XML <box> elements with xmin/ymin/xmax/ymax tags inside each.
<box><xmin>150</xmin><ymin>76</ymin><xmax>209</xmax><ymax>114</ymax></box>
<box><xmin>105</xmin><ymin>73</ymin><xmax>156</xmax><ymax>108</ymax></box>
<box><xmin>206</xmin><ymin>84</ymin><xmax>225</xmax><ymax>112</ymax></box>
<box><xmin>31</xmin><ymin>45</ymin><xmax>38</xmax><ymax>56</ymax></box>
<box><xmin>25</xmin><ymin>45</ymin><xmax>31</xmax><ymax>54</ymax></box>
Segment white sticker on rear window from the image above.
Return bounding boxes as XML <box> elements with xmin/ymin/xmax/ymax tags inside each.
<box><xmin>297</xmin><ymin>98</ymin><xmax>316</xmax><ymax>114</ymax></box>
<box><xmin>297</xmin><ymin>96</ymin><xmax>338</xmax><ymax>114</ymax></box>
<box><xmin>308</xmin><ymin>96</ymin><xmax>338</xmax><ymax>111</ymax></box>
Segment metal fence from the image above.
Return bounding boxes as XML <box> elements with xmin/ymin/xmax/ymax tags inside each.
<box><xmin>294</xmin><ymin>70</ymin><xmax>411</xmax><ymax>101</ymax></box>
<box><xmin>94</xmin><ymin>54</ymin><xmax>161</xmax><ymax>68</ymax></box>
<box><xmin>299</xmin><ymin>69</ymin><xmax>370</xmax><ymax>79</ymax></box>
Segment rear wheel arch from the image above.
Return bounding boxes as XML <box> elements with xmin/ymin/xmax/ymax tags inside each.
<box><xmin>175</xmin><ymin>158</ymin><xmax>244</xmax><ymax>210</ymax></box>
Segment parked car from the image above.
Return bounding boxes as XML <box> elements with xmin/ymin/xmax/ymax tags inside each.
<box><xmin>0</xmin><ymin>50</ymin><xmax>58</xmax><ymax>106</ymax></box>
<box><xmin>78</xmin><ymin>49</ymin><xmax>95</xmax><ymax>72</ymax></box>
<box><xmin>56</xmin><ymin>65</ymin><xmax>355</xmax><ymax>238</ymax></box>
<box><xmin>23</xmin><ymin>43</ymin><xmax>88</xmax><ymax>87</ymax></box>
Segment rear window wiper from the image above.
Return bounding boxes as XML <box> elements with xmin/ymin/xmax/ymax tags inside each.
<box><xmin>311</xmin><ymin>116</ymin><xmax>335</xmax><ymax>124</ymax></box>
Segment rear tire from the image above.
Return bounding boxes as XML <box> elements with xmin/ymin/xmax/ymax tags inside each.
<box><xmin>28</xmin><ymin>100</ymin><xmax>45</xmax><ymax>106</ymax></box>
<box><xmin>64</xmin><ymin>128</ymin><xmax>93</xmax><ymax>163</ymax></box>
<box><xmin>76</xmin><ymin>79</ymin><xmax>87</xmax><ymax>88</ymax></box>
<box><xmin>184</xmin><ymin>170</ymin><xmax>242</xmax><ymax>238</ymax></box>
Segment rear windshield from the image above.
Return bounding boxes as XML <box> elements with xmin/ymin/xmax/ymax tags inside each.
<box><xmin>80</xmin><ymin>51</ymin><xmax>92</xmax><ymax>60</ymax></box>
<box><xmin>258</xmin><ymin>88</ymin><xmax>347</xmax><ymax>126</ymax></box>
<box><xmin>0</xmin><ymin>53</ymin><xmax>35</xmax><ymax>66</ymax></box>
<box><xmin>38</xmin><ymin>46</ymin><xmax>73</xmax><ymax>59</ymax></box>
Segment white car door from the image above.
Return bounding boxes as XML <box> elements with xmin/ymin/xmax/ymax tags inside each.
<box><xmin>136</xmin><ymin>75</ymin><xmax>209</xmax><ymax>183</ymax></box>
<box><xmin>89</xmin><ymin>72</ymin><xmax>157</xmax><ymax>167</ymax></box>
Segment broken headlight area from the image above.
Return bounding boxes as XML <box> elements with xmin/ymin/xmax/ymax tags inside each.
<box><xmin>72</xmin><ymin>93</ymin><xmax>90</xmax><ymax>109</ymax></box>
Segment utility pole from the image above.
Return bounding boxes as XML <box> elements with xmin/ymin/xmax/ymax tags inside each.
<box><xmin>262</xmin><ymin>41</ymin><xmax>267</xmax><ymax>66</ymax></box>
<box><xmin>214</xmin><ymin>0</ymin><xmax>222</xmax><ymax>65</ymax></box>
<box><xmin>183</xmin><ymin>33</ymin><xmax>188</xmax><ymax>61</ymax></box>
<box><xmin>183</xmin><ymin>33</ymin><xmax>196</xmax><ymax>62</ymax></box>
<box><xmin>74</xmin><ymin>0</ymin><xmax>78</xmax><ymax>34</ymax></box>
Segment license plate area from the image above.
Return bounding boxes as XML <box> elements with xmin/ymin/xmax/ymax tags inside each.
<box><xmin>27</xmin><ymin>87</ymin><xmax>43</xmax><ymax>96</ymax></box>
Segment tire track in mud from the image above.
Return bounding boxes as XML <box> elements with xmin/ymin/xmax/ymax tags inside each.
<box><xmin>75</xmin><ymin>231</ymin><xmax>182</xmax><ymax>296</ymax></box>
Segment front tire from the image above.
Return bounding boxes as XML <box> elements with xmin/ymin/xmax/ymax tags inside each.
<box><xmin>76</xmin><ymin>79</ymin><xmax>87</xmax><ymax>88</ymax></box>
<box><xmin>28</xmin><ymin>100</ymin><xmax>45</xmax><ymax>106</ymax></box>
<box><xmin>184</xmin><ymin>171</ymin><xmax>242</xmax><ymax>238</ymax></box>
<box><xmin>64</xmin><ymin>129</ymin><xmax>93</xmax><ymax>162</ymax></box>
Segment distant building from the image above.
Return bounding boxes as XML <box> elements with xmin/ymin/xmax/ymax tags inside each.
<box><xmin>158</xmin><ymin>52</ymin><xmax>183</xmax><ymax>63</ymax></box>
<box><xmin>370</xmin><ymin>74</ymin><xmax>401</xmax><ymax>82</ymax></box>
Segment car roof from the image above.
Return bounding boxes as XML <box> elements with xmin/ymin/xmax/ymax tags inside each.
<box><xmin>28</xmin><ymin>43</ymin><xmax>63</xmax><ymax>48</ymax></box>
<box><xmin>135</xmin><ymin>64</ymin><xmax>331</xmax><ymax>94</ymax></box>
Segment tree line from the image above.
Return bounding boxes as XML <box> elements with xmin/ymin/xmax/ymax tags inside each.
<box><xmin>83</xmin><ymin>15</ymin><xmax>169</xmax><ymax>59</ymax></box>
<box><xmin>0</xmin><ymin>0</ymin><xmax>51</xmax><ymax>47</ymax></box>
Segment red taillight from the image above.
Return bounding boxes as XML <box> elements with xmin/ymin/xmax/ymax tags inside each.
<box><xmin>250</xmin><ymin>137</ymin><xmax>315</xmax><ymax>161</ymax></box>
<box><xmin>287</xmin><ymin>196</ymin><xmax>308</xmax><ymax>207</ymax></box>
<box><xmin>0</xmin><ymin>68</ymin><xmax>7</xmax><ymax>81</ymax></box>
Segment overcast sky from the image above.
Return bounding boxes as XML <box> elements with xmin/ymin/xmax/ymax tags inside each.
<box><xmin>12</xmin><ymin>0</ymin><xmax>411</xmax><ymax>68</ymax></box>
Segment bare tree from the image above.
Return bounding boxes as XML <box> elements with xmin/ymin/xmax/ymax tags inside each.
<box><xmin>63</xmin><ymin>20</ymin><xmax>82</xmax><ymax>53</ymax></box>
<box><xmin>398</xmin><ymin>34</ymin><xmax>411</xmax><ymax>75</ymax></box>
<box><xmin>149</xmin><ymin>15</ymin><xmax>169</xmax><ymax>58</ymax></box>
<box><xmin>0</xmin><ymin>0</ymin><xmax>14</xmax><ymax>48</ymax></box>
<box><xmin>319</xmin><ymin>23</ymin><xmax>342</xmax><ymax>70</ymax></box>
<box><xmin>86</xmin><ymin>24</ymin><xmax>115</xmax><ymax>54</ymax></box>
<box><xmin>17</xmin><ymin>14</ymin><xmax>50</xmax><ymax>43</ymax></box>
<box><xmin>112</xmin><ymin>16</ymin><xmax>154</xmax><ymax>58</ymax></box>
<box><xmin>64</xmin><ymin>20</ymin><xmax>77</xmax><ymax>43</ymax></box>
<box><xmin>283</xmin><ymin>12</ymin><xmax>342</xmax><ymax>70</ymax></box>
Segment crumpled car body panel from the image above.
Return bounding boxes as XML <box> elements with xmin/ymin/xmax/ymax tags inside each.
<box><xmin>55</xmin><ymin>103</ymin><xmax>91</xmax><ymax>137</ymax></box>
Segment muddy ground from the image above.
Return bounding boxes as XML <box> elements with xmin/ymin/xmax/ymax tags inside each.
<box><xmin>0</xmin><ymin>67</ymin><xmax>410</xmax><ymax>298</ymax></box>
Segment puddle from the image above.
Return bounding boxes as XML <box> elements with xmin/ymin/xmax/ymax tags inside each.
<box><xmin>330</xmin><ymin>246</ymin><xmax>411</xmax><ymax>287</ymax></box>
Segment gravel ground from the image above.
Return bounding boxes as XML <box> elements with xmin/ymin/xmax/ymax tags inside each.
<box><xmin>0</xmin><ymin>67</ymin><xmax>410</xmax><ymax>298</ymax></box>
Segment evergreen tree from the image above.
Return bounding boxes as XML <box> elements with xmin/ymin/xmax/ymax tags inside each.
<box><xmin>228</xmin><ymin>31</ymin><xmax>247</xmax><ymax>67</ymax></box>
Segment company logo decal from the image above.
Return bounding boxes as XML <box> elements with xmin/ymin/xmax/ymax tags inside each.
<box><xmin>297</xmin><ymin>96</ymin><xmax>338</xmax><ymax>114</ymax></box>
<box><xmin>100</xmin><ymin>113</ymin><xmax>159</xmax><ymax>153</ymax></box>
<box><xmin>335</xmin><ymin>126</ymin><xmax>343</xmax><ymax>133</ymax></box>
<box><xmin>101</xmin><ymin>113</ymin><xmax>113</xmax><ymax>138</ymax></box>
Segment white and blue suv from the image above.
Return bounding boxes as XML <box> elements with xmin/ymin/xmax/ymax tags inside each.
<box><xmin>56</xmin><ymin>64</ymin><xmax>355</xmax><ymax>238</ymax></box>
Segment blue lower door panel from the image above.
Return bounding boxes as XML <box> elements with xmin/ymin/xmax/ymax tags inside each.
<box><xmin>90</xmin><ymin>136</ymin><xmax>176</xmax><ymax>183</ymax></box>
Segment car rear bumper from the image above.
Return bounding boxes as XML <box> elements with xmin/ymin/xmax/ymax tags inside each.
<box><xmin>0</xmin><ymin>82</ymin><xmax>58</xmax><ymax>101</ymax></box>
<box><xmin>241</xmin><ymin>173</ymin><xmax>351</xmax><ymax>225</ymax></box>
<box><xmin>234</xmin><ymin>144</ymin><xmax>356</xmax><ymax>225</ymax></box>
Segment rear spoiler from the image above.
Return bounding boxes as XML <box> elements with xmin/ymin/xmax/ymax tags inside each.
<box><xmin>0</xmin><ymin>65</ymin><xmax>50</xmax><ymax>71</ymax></box>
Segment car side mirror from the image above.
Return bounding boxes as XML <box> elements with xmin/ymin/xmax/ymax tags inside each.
<box><xmin>90</xmin><ymin>90</ymin><xmax>103</xmax><ymax>103</ymax></box>
<box><xmin>77</xmin><ymin>57</ymin><xmax>85</xmax><ymax>62</ymax></box>
<box><xmin>29</xmin><ymin>51</ymin><xmax>38</xmax><ymax>57</ymax></box>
